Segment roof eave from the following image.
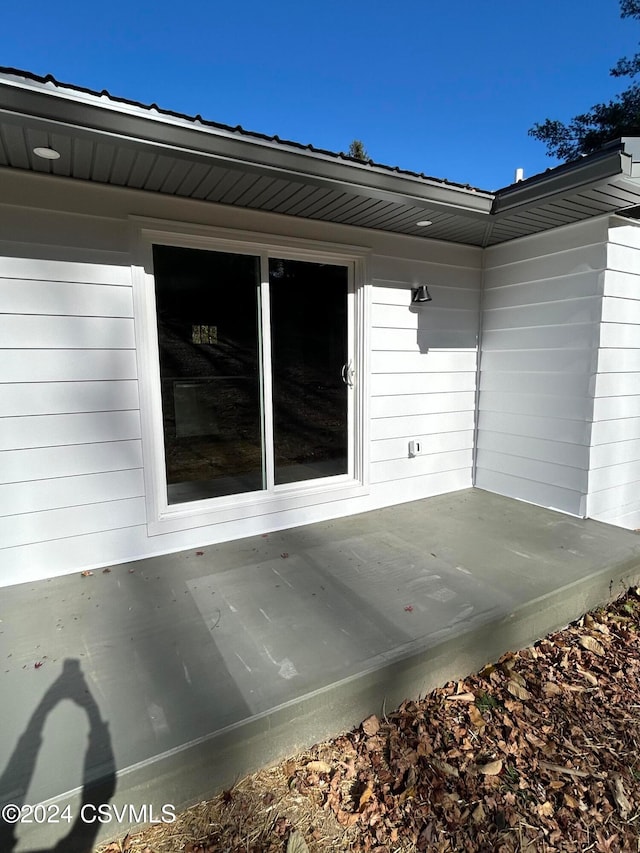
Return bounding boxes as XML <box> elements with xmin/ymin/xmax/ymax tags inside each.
<box><xmin>0</xmin><ymin>72</ymin><xmax>494</xmax><ymax>218</ymax></box>
<box><xmin>492</xmin><ymin>148</ymin><xmax>632</xmax><ymax>215</ymax></box>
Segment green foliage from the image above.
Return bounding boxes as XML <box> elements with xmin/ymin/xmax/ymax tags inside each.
<box><xmin>347</xmin><ymin>139</ymin><xmax>369</xmax><ymax>161</ymax></box>
<box><xmin>530</xmin><ymin>1</ymin><xmax>640</xmax><ymax>160</ymax></box>
<box><xmin>475</xmin><ymin>691</ymin><xmax>501</xmax><ymax>713</ymax></box>
<box><xmin>612</xmin><ymin>0</ymin><xmax>640</xmax><ymax>77</ymax></box>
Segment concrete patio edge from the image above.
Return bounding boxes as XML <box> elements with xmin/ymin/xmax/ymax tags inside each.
<box><xmin>26</xmin><ymin>541</ymin><xmax>640</xmax><ymax>850</ymax></box>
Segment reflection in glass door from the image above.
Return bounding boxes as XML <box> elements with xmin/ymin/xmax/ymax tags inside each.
<box><xmin>269</xmin><ymin>258</ymin><xmax>349</xmax><ymax>485</ymax></box>
<box><xmin>153</xmin><ymin>245</ymin><xmax>264</xmax><ymax>504</ymax></box>
<box><xmin>152</xmin><ymin>245</ymin><xmax>351</xmax><ymax>505</ymax></box>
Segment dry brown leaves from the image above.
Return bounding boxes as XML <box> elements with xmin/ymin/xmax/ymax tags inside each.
<box><xmin>96</xmin><ymin>588</ymin><xmax>640</xmax><ymax>853</ymax></box>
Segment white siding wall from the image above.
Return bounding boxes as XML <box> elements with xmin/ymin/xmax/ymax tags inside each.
<box><xmin>370</xmin><ymin>256</ymin><xmax>478</xmax><ymax>490</ymax></box>
<box><xmin>476</xmin><ymin>219</ymin><xmax>608</xmax><ymax>516</ymax></box>
<box><xmin>586</xmin><ymin>221</ymin><xmax>640</xmax><ymax>529</ymax></box>
<box><xmin>0</xmin><ymin>171</ymin><xmax>482</xmax><ymax>586</ymax></box>
<box><xmin>0</xmin><ymin>236</ymin><xmax>147</xmax><ymax>561</ymax></box>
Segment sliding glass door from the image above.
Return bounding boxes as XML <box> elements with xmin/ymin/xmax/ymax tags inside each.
<box><xmin>269</xmin><ymin>258</ymin><xmax>349</xmax><ymax>485</ymax></box>
<box><xmin>152</xmin><ymin>245</ymin><xmax>351</xmax><ymax>505</ymax></box>
<box><xmin>153</xmin><ymin>245</ymin><xmax>265</xmax><ymax>504</ymax></box>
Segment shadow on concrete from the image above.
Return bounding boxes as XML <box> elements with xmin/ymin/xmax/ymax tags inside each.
<box><xmin>0</xmin><ymin>658</ymin><xmax>116</xmax><ymax>853</ymax></box>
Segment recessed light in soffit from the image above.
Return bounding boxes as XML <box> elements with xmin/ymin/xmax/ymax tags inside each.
<box><xmin>33</xmin><ymin>146</ymin><xmax>61</xmax><ymax>160</ymax></box>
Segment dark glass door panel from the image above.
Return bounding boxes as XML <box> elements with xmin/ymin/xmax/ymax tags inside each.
<box><xmin>153</xmin><ymin>245</ymin><xmax>264</xmax><ymax>503</ymax></box>
<box><xmin>269</xmin><ymin>258</ymin><xmax>349</xmax><ymax>485</ymax></box>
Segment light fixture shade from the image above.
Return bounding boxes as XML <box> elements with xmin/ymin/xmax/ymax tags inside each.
<box><xmin>33</xmin><ymin>146</ymin><xmax>61</xmax><ymax>160</ymax></box>
<box><xmin>412</xmin><ymin>285</ymin><xmax>432</xmax><ymax>304</ymax></box>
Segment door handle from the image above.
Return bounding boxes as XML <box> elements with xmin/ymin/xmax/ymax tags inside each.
<box><xmin>341</xmin><ymin>360</ymin><xmax>354</xmax><ymax>387</ymax></box>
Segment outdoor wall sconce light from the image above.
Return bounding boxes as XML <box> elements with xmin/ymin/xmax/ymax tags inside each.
<box><xmin>412</xmin><ymin>285</ymin><xmax>432</xmax><ymax>304</ymax></box>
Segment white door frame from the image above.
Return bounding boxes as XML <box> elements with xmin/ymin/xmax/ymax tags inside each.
<box><xmin>130</xmin><ymin>217</ymin><xmax>371</xmax><ymax>536</ymax></box>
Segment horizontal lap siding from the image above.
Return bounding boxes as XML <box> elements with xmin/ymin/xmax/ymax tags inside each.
<box><xmin>586</xmin><ymin>224</ymin><xmax>640</xmax><ymax>529</ymax></box>
<box><xmin>0</xmin><ymin>440</ymin><xmax>143</xmax><ymax>484</ymax></box>
<box><xmin>370</xmin><ymin>255</ymin><xmax>480</xmax><ymax>490</ymax></box>
<box><xmin>0</xmin><ymin>219</ymin><xmax>143</xmax><ymax>576</ymax></box>
<box><xmin>477</xmin><ymin>220</ymin><xmax>606</xmax><ymax>515</ymax></box>
<box><xmin>0</xmin><ymin>176</ymin><xmax>484</xmax><ymax>585</ymax></box>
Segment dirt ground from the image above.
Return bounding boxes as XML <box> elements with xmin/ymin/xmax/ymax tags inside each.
<box><xmin>97</xmin><ymin>588</ymin><xmax>640</xmax><ymax>853</ymax></box>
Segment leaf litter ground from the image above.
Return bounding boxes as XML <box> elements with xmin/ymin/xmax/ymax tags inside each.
<box><xmin>97</xmin><ymin>588</ymin><xmax>640</xmax><ymax>853</ymax></box>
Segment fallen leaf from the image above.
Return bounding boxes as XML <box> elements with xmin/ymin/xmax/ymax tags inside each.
<box><xmin>80</xmin><ymin>570</ymin><xmax>93</xmax><ymax>577</ymax></box>
<box><xmin>358</xmin><ymin>780</ymin><xmax>374</xmax><ymax>810</ymax></box>
<box><xmin>564</xmin><ymin>793</ymin><xmax>580</xmax><ymax>809</ymax></box>
<box><xmin>432</xmin><ymin>758</ymin><xmax>459</xmax><ymax>777</ymax></box>
<box><xmin>579</xmin><ymin>635</ymin><xmax>605</xmax><ymax>656</ymax></box>
<box><xmin>539</xmin><ymin>760</ymin><xmax>603</xmax><ymax>780</ymax></box>
<box><xmin>472</xmin><ymin>802</ymin><xmax>485</xmax><ymax>822</ymax></box>
<box><xmin>336</xmin><ymin>809</ymin><xmax>359</xmax><ymax>827</ymax></box>
<box><xmin>286</xmin><ymin>829</ymin><xmax>310</xmax><ymax>853</ymax></box>
<box><xmin>362</xmin><ymin>714</ymin><xmax>380</xmax><ymax>737</ymax></box>
<box><xmin>543</xmin><ymin>681</ymin><xmax>563</xmax><ymax>696</ymax></box>
<box><xmin>276</xmin><ymin>816</ymin><xmax>291</xmax><ymax>837</ymax></box>
<box><xmin>418</xmin><ymin>823</ymin><xmax>436</xmax><ymax>846</ymax></box>
<box><xmin>507</xmin><ymin>680</ymin><xmax>532</xmax><ymax>701</ymax></box>
<box><xmin>537</xmin><ymin>800</ymin><xmax>554</xmax><ymax>817</ymax></box>
<box><xmin>306</xmin><ymin>760</ymin><xmax>331</xmax><ymax>774</ymax></box>
<box><xmin>342</xmin><ymin>757</ymin><xmax>356</xmax><ymax>779</ymax></box>
<box><xmin>445</xmin><ymin>692</ymin><xmax>475</xmax><ymax>702</ymax></box>
<box><xmin>404</xmin><ymin>765</ymin><xmax>418</xmax><ymax>790</ymax></box>
<box><xmin>610</xmin><ymin>772</ymin><xmax>632</xmax><ymax>819</ymax></box>
<box><xmin>417</xmin><ymin>738</ymin><xmax>432</xmax><ymax>758</ymax></box>
<box><xmin>468</xmin><ymin>704</ymin><xmax>486</xmax><ymax>728</ymax></box>
<box><xmin>595</xmin><ymin>829</ymin><xmax>619</xmax><ymax>852</ymax></box>
<box><xmin>500</xmin><ymin>656</ymin><xmax>516</xmax><ymax>673</ymax></box>
<box><xmin>524</xmin><ymin>730</ymin><xmax>546</xmax><ymax>749</ymax></box>
<box><xmin>399</xmin><ymin>784</ymin><xmax>416</xmax><ymax>803</ymax></box>
<box><xmin>508</xmin><ymin>670</ymin><xmax>526</xmax><ymax>686</ymax></box>
<box><xmin>477</xmin><ymin>759</ymin><xmax>503</xmax><ymax>776</ymax></box>
<box><xmin>577</xmin><ymin>667</ymin><xmax>599</xmax><ymax>686</ymax></box>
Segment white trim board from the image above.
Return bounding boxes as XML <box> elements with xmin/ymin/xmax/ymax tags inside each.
<box><xmin>130</xmin><ymin>216</ymin><xmax>372</xmax><ymax>536</ymax></box>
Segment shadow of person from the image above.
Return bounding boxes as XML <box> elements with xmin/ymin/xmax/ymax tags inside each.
<box><xmin>0</xmin><ymin>658</ymin><xmax>116</xmax><ymax>853</ymax></box>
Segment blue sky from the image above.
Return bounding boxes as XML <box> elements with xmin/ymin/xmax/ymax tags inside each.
<box><xmin>3</xmin><ymin>1</ymin><xmax>638</xmax><ymax>190</ymax></box>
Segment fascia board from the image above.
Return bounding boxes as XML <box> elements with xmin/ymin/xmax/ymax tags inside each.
<box><xmin>0</xmin><ymin>75</ymin><xmax>494</xmax><ymax>218</ymax></box>
<box><xmin>492</xmin><ymin>151</ymin><xmax>632</xmax><ymax>216</ymax></box>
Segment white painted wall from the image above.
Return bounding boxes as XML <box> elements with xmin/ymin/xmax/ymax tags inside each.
<box><xmin>370</xmin><ymin>257</ymin><xmax>477</xmax><ymax>488</ymax></box>
<box><xmin>586</xmin><ymin>219</ymin><xmax>640</xmax><ymax>530</ymax></box>
<box><xmin>476</xmin><ymin>218</ymin><xmax>608</xmax><ymax>516</ymax></box>
<box><xmin>0</xmin><ymin>170</ymin><xmax>481</xmax><ymax>586</ymax></box>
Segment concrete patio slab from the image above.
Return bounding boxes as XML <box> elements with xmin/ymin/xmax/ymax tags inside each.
<box><xmin>2</xmin><ymin>488</ymin><xmax>640</xmax><ymax>851</ymax></box>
